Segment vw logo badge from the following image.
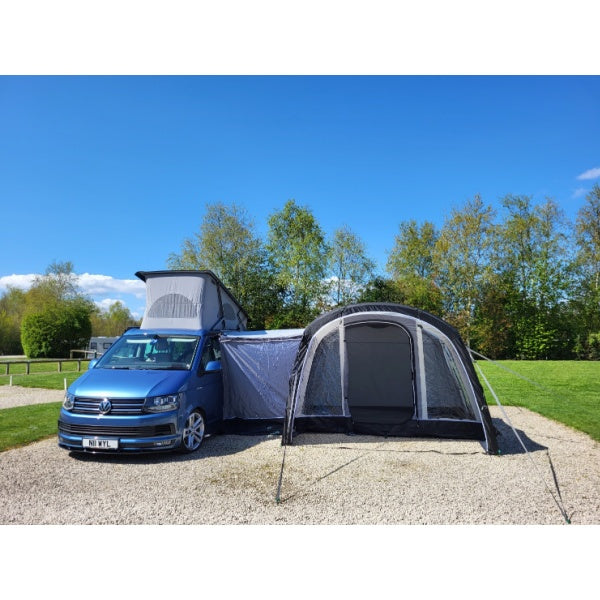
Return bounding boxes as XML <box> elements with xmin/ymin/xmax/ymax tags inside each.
<box><xmin>99</xmin><ymin>398</ymin><xmax>112</xmax><ymax>414</ymax></box>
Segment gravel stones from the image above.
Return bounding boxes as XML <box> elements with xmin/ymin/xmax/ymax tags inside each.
<box><xmin>0</xmin><ymin>387</ymin><xmax>598</xmax><ymax>524</ymax></box>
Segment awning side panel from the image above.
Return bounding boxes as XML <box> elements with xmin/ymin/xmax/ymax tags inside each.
<box><xmin>221</xmin><ymin>335</ymin><xmax>302</xmax><ymax>420</ymax></box>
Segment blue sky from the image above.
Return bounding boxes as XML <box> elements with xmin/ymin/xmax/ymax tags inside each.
<box><xmin>1</xmin><ymin>75</ymin><xmax>599</xmax><ymax>317</ymax></box>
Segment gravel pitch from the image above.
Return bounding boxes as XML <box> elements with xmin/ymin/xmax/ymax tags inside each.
<box><xmin>0</xmin><ymin>386</ymin><xmax>598</xmax><ymax>525</ymax></box>
<box><xmin>0</xmin><ymin>385</ymin><xmax>64</xmax><ymax>409</ymax></box>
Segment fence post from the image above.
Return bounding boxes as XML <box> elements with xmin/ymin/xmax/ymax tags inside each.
<box><xmin>58</xmin><ymin>361</ymin><xmax>62</xmax><ymax>373</ymax></box>
<box><xmin>77</xmin><ymin>360</ymin><xmax>82</xmax><ymax>372</ymax></box>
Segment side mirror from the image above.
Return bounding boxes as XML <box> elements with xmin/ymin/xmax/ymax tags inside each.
<box><xmin>88</xmin><ymin>358</ymin><xmax>99</xmax><ymax>369</ymax></box>
<box><xmin>204</xmin><ymin>360</ymin><xmax>221</xmax><ymax>373</ymax></box>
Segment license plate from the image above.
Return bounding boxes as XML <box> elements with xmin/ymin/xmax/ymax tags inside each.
<box><xmin>82</xmin><ymin>438</ymin><xmax>119</xmax><ymax>449</ymax></box>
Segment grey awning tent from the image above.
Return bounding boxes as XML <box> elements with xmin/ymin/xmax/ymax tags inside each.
<box><xmin>220</xmin><ymin>329</ymin><xmax>304</xmax><ymax>434</ymax></box>
<box><xmin>283</xmin><ymin>303</ymin><xmax>498</xmax><ymax>454</ymax></box>
<box><xmin>136</xmin><ymin>270</ymin><xmax>248</xmax><ymax>331</ymax></box>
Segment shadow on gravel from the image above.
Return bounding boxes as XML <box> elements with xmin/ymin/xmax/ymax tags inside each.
<box><xmin>66</xmin><ymin>417</ymin><xmax>548</xmax><ymax>466</ymax></box>
<box><xmin>68</xmin><ymin>433</ymin><xmax>280</xmax><ymax>465</ymax></box>
<box><xmin>492</xmin><ymin>417</ymin><xmax>548</xmax><ymax>455</ymax></box>
<box><xmin>287</xmin><ymin>419</ymin><xmax>548</xmax><ymax>457</ymax></box>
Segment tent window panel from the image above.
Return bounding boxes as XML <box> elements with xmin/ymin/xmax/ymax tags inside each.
<box><xmin>422</xmin><ymin>332</ymin><xmax>476</xmax><ymax>420</ymax></box>
<box><xmin>147</xmin><ymin>293</ymin><xmax>198</xmax><ymax>319</ymax></box>
<box><xmin>301</xmin><ymin>330</ymin><xmax>343</xmax><ymax>416</ymax></box>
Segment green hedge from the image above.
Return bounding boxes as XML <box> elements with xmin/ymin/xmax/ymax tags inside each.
<box><xmin>21</xmin><ymin>303</ymin><xmax>92</xmax><ymax>359</ymax></box>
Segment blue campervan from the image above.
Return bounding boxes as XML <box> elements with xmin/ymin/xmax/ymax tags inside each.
<box><xmin>58</xmin><ymin>271</ymin><xmax>248</xmax><ymax>453</ymax></box>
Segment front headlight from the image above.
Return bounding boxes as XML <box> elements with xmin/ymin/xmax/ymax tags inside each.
<box><xmin>63</xmin><ymin>392</ymin><xmax>75</xmax><ymax>411</ymax></box>
<box><xmin>143</xmin><ymin>393</ymin><xmax>181</xmax><ymax>413</ymax></box>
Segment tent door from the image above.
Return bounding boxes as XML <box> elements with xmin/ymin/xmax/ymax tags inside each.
<box><xmin>345</xmin><ymin>321</ymin><xmax>415</xmax><ymax>432</ymax></box>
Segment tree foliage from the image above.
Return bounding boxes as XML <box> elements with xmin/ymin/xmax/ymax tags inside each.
<box><xmin>17</xmin><ymin>262</ymin><xmax>95</xmax><ymax>358</ymax></box>
<box><xmin>0</xmin><ymin>287</ymin><xmax>26</xmax><ymax>355</ymax></box>
<box><xmin>386</xmin><ymin>220</ymin><xmax>443</xmax><ymax>314</ymax></box>
<box><xmin>266</xmin><ymin>199</ymin><xmax>329</xmax><ymax>326</ymax></box>
<box><xmin>6</xmin><ymin>191</ymin><xmax>598</xmax><ymax>360</ymax></box>
<box><xmin>387</xmin><ymin>220</ymin><xmax>438</xmax><ymax>280</ymax></box>
<box><xmin>91</xmin><ymin>301</ymin><xmax>140</xmax><ymax>337</ymax></box>
<box><xmin>21</xmin><ymin>299</ymin><xmax>92</xmax><ymax>358</ymax></box>
<box><xmin>24</xmin><ymin>261</ymin><xmax>81</xmax><ymax>314</ymax></box>
<box><xmin>167</xmin><ymin>202</ymin><xmax>281</xmax><ymax>328</ymax></box>
<box><xmin>572</xmin><ymin>184</ymin><xmax>600</xmax><ymax>356</ymax></box>
<box><xmin>160</xmin><ymin>194</ymin><xmax>600</xmax><ymax>358</ymax></box>
<box><xmin>328</xmin><ymin>225</ymin><xmax>375</xmax><ymax>306</ymax></box>
<box><xmin>492</xmin><ymin>196</ymin><xmax>572</xmax><ymax>358</ymax></box>
<box><xmin>433</xmin><ymin>195</ymin><xmax>496</xmax><ymax>346</ymax></box>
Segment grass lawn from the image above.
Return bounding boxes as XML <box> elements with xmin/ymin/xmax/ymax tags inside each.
<box><xmin>0</xmin><ymin>363</ymin><xmax>89</xmax><ymax>389</ymax></box>
<box><xmin>0</xmin><ymin>371</ymin><xmax>86</xmax><ymax>389</ymax></box>
<box><xmin>0</xmin><ymin>402</ymin><xmax>62</xmax><ymax>452</ymax></box>
<box><xmin>0</xmin><ymin>359</ymin><xmax>88</xmax><ymax>375</ymax></box>
<box><xmin>476</xmin><ymin>360</ymin><xmax>600</xmax><ymax>442</ymax></box>
<box><xmin>0</xmin><ymin>361</ymin><xmax>598</xmax><ymax>452</ymax></box>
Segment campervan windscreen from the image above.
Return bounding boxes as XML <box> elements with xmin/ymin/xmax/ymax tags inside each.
<box><xmin>95</xmin><ymin>334</ymin><xmax>200</xmax><ymax>371</ymax></box>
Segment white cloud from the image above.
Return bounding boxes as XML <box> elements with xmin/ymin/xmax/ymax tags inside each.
<box><xmin>77</xmin><ymin>274</ymin><xmax>146</xmax><ymax>298</ymax></box>
<box><xmin>94</xmin><ymin>298</ymin><xmax>124</xmax><ymax>311</ymax></box>
<box><xmin>572</xmin><ymin>187</ymin><xmax>588</xmax><ymax>199</ymax></box>
<box><xmin>576</xmin><ymin>167</ymin><xmax>600</xmax><ymax>181</ymax></box>
<box><xmin>0</xmin><ymin>273</ymin><xmax>146</xmax><ymax>298</ymax></box>
<box><xmin>94</xmin><ymin>297</ymin><xmax>145</xmax><ymax>318</ymax></box>
<box><xmin>0</xmin><ymin>274</ymin><xmax>37</xmax><ymax>290</ymax></box>
<box><xmin>0</xmin><ymin>273</ymin><xmax>146</xmax><ymax>319</ymax></box>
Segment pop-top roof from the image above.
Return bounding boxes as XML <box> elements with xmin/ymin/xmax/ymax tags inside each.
<box><xmin>136</xmin><ymin>270</ymin><xmax>248</xmax><ymax>331</ymax></box>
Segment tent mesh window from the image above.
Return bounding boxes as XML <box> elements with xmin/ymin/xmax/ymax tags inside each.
<box><xmin>422</xmin><ymin>331</ymin><xmax>475</xmax><ymax>420</ymax></box>
<box><xmin>147</xmin><ymin>293</ymin><xmax>198</xmax><ymax>319</ymax></box>
<box><xmin>302</xmin><ymin>329</ymin><xmax>344</xmax><ymax>416</ymax></box>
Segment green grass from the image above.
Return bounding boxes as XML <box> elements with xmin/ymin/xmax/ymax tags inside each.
<box><xmin>476</xmin><ymin>360</ymin><xmax>600</xmax><ymax>442</ymax></box>
<box><xmin>0</xmin><ymin>361</ymin><xmax>598</xmax><ymax>452</ymax></box>
<box><xmin>0</xmin><ymin>359</ymin><xmax>87</xmax><ymax>375</ymax></box>
<box><xmin>0</xmin><ymin>371</ymin><xmax>86</xmax><ymax>389</ymax></box>
<box><xmin>0</xmin><ymin>402</ymin><xmax>62</xmax><ymax>452</ymax></box>
<box><xmin>0</xmin><ymin>360</ymin><xmax>89</xmax><ymax>389</ymax></box>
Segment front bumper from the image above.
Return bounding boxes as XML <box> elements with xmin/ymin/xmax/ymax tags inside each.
<box><xmin>57</xmin><ymin>410</ymin><xmax>181</xmax><ymax>453</ymax></box>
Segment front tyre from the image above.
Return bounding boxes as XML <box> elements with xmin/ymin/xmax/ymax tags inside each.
<box><xmin>181</xmin><ymin>410</ymin><xmax>205</xmax><ymax>452</ymax></box>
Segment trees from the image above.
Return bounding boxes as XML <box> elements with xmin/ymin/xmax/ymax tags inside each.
<box><xmin>328</xmin><ymin>225</ymin><xmax>375</xmax><ymax>306</ymax></box>
<box><xmin>0</xmin><ymin>287</ymin><xmax>26</xmax><ymax>355</ymax></box>
<box><xmin>167</xmin><ymin>202</ymin><xmax>281</xmax><ymax>329</ymax></box>
<box><xmin>387</xmin><ymin>220</ymin><xmax>438</xmax><ymax>280</ymax></box>
<box><xmin>168</xmin><ymin>202</ymin><xmax>263</xmax><ymax>293</ymax></box>
<box><xmin>90</xmin><ymin>301</ymin><xmax>140</xmax><ymax>337</ymax></box>
<box><xmin>19</xmin><ymin>261</ymin><xmax>95</xmax><ymax>358</ymax></box>
<box><xmin>386</xmin><ymin>220</ymin><xmax>443</xmax><ymax>314</ymax></box>
<box><xmin>494</xmin><ymin>195</ymin><xmax>573</xmax><ymax>359</ymax></box>
<box><xmin>24</xmin><ymin>260</ymin><xmax>81</xmax><ymax>314</ymax></box>
<box><xmin>433</xmin><ymin>195</ymin><xmax>496</xmax><ymax>347</ymax></box>
<box><xmin>156</xmin><ymin>193</ymin><xmax>600</xmax><ymax>358</ymax></box>
<box><xmin>356</xmin><ymin>277</ymin><xmax>405</xmax><ymax>304</ymax></box>
<box><xmin>266</xmin><ymin>199</ymin><xmax>329</xmax><ymax>327</ymax></box>
<box><xmin>21</xmin><ymin>299</ymin><xmax>92</xmax><ymax>358</ymax></box>
<box><xmin>572</xmin><ymin>184</ymin><xmax>600</xmax><ymax>357</ymax></box>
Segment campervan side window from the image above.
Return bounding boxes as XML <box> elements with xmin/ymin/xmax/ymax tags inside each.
<box><xmin>199</xmin><ymin>336</ymin><xmax>221</xmax><ymax>371</ymax></box>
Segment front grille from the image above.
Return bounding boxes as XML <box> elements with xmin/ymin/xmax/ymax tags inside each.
<box><xmin>72</xmin><ymin>397</ymin><xmax>146</xmax><ymax>415</ymax></box>
<box><xmin>58</xmin><ymin>422</ymin><xmax>175</xmax><ymax>438</ymax></box>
